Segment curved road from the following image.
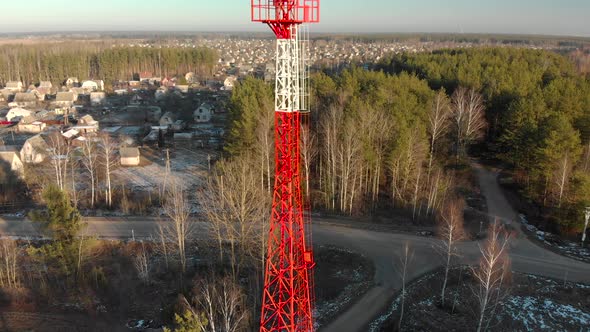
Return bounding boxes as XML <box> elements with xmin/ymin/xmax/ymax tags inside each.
<box><xmin>0</xmin><ymin>165</ymin><xmax>589</xmax><ymax>331</ymax></box>
<box><xmin>317</xmin><ymin>163</ymin><xmax>590</xmax><ymax>332</ymax></box>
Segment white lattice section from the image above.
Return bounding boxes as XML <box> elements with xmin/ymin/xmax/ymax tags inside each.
<box><xmin>275</xmin><ymin>26</ymin><xmax>301</xmax><ymax>112</ymax></box>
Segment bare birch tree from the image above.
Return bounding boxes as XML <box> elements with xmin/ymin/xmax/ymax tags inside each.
<box><xmin>134</xmin><ymin>242</ymin><xmax>150</xmax><ymax>283</ymax></box>
<box><xmin>300</xmin><ymin>122</ymin><xmax>317</xmax><ymax>200</ymax></box>
<box><xmin>162</xmin><ymin>179</ymin><xmax>193</xmax><ymax>274</ymax></box>
<box><xmin>0</xmin><ymin>239</ymin><xmax>20</xmax><ymax>288</ymax></box>
<box><xmin>553</xmin><ymin>154</ymin><xmax>572</xmax><ymax>208</ymax></box>
<box><xmin>452</xmin><ymin>87</ymin><xmax>486</xmax><ymax>158</ymax></box>
<box><xmin>320</xmin><ymin>104</ymin><xmax>344</xmax><ymax>211</ymax></box>
<box><xmin>81</xmin><ymin>138</ymin><xmax>98</xmax><ymax>208</ymax></box>
<box><xmin>428</xmin><ymin>90</ymin><xmax>451</xmax><ymax>172</ymax></box>
<box><xmin>46</xmin><ymin>132</ymin><xmax>71</xmax><ymax>191</ymax></box>
<box><xmin>472</xmin><ymin>220</ymin><xmax>511</xmax><ymax>332</ymax></box>
<box><xmin>436</xmin><ymin>198</ymin><xmax>465</xmax><ymax>306</ymax></box>
<box><xmin>196</xmin><ymin>276</ymin><xmax>247</xmax><ymax>332</ymax></box>
<box><xmin>99</xmin><ymin>134</ymin><xmax>117</xmax><ymax>208</ymax></box>
<box><xmin>199</xmin><ymin>156</ymin><xmax>269</xmax><ymax>277</ymax></box>
<box><xmin>255</xmin><ymin>96</ymin><xmax>274</xmax><ymax>193</ymax></box>
<box><xmin>398</xmin><ymin>243</ymin><xmax>413</xmax><ymax>330</ymax></box>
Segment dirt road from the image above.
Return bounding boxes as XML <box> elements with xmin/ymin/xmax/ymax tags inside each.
<box><xmin>319</xmin><ymin>163</ymin><xmax>590</xmax><ymax>332</ymax></box>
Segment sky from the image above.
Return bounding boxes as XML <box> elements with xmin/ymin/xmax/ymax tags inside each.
<box><xmin>1</xmin><ymin>0</ymin><xmax>589</xmax><ymax>36</ymax></box>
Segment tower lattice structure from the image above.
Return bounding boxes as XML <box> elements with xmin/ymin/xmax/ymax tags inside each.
<box><xmin>251</xmin><ymin>1</ymin><xmax>320</xmax><ymax>331</ymax></box>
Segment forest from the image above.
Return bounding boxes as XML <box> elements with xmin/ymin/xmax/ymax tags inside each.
<box><xmin>228</xmin><ymin>47</ymin><xmax>590</xmax><ymax>235</ymax></box>
<box><xmin>0</xmin><ymin>43</ymin><xmax>217</xmax><ymax>88</ymax></box>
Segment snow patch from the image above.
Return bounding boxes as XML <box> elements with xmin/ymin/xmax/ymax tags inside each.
<box><xmin>503</xmin><ymin>296</ymin><xmax>590</xmax><ymax>331</ymax></box>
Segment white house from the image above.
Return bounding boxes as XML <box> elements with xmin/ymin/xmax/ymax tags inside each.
<box><xmin>90</xmin><ymin>92</ymin><xmax>106</xmax><ymax>106</ymax></box>
<box><xmin>20</xmin><ymin>134</ymin><xmax>50</xmax><ymax>164</ymax></box>
<box><xmin>223</xmin><ymin>76</ymin><xmax>238</xmax><ymax>91</ymax></box>
<box><xmin>81</xmin><ymin>80</ymin><xmax>104</xmax><ymax>93</ymax></box>
<box><xmin>75</xmin><ymin>114</ymin><xmax>99</xmax><ymax>133</ymax></box>
<box><xmin>6</xmin><ymin>108</ymin><xmax>33</xmax><ymax>122</ymax></box>
<box><xmin>194</xmin><ymin>103</ymin><xmax>214</xmax><ymax>123</ymax></box>
<box><xmin>0</xmin><ymin>150</ymin><xmax>24</xmax><ymax>179</ymax></box>
<box><xmin>5</xmin><ymin>81</ymin><xmax>23</xmax><ymax>92</ymax></box>
<box><xmin>120</xmin><ymin>147</ymin><xmax>140</xmax><ymax>166</ymax></box>
<box><xmin>17</xmin><ymin>116</ymin><xmax>46</xmax><ymax>134</ymax></box>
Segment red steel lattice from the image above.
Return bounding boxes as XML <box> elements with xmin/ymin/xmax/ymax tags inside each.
<box><xmin>253</xmin><ymin>1</ymin><xmax>319</xmax><ymax>331</ymax></box>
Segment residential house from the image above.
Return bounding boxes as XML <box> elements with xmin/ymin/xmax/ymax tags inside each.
<box><xmin>33</xmin><ymin>88</ymin><xmax>49</xmax><ymax>101</ymax></box>
<box><xmin>65</xmin><ymin>77</ymin><xmax>79</xmax><ymax>87</ymax></box>
<box><xmin>161</xmin><ymin>77</ymin><xmax>176</xmax><ymax>87</ymax></box>
<box><xmin>81</xmin><ymin>80</ymin><xmax>104</xmax><ymax>93</ymax></box>
<box><xmin>223</xmin><ymin>76</ymin><xmax>237</xmax><ymax>91</ymax></box>
<box><xmin>90</xmin><ymin>92</ymin><xmax>106</xmax><ymax>106</ymax></box>
<box><xmin>6</xmin><ymin>108</ymin><xmax>33</xmax><ymax>122</ymax></box>
<box><xmin>75</xmin><ymin>114</ymin><xmax>99</xmax><ymax>134</ymax></box>
<box><xmin>155</xmin><ymin>87</ymin><xmax>168</xmax><ymax>101</ymax></box>
<box><xmin>238</xmin><ymin>64</ymin><xmax>254</xmax><ymax>77</ymax></box>
<box><xmin>185</xmin><ymin>72</ymin><xmax>196</xmax><ymax>83</ymax></box>
<box><xmin>0</xmin><ymin>89</ymin><xmax>14</xmax><ymax>102</ymax></box>
<box><xmin>70</xmin><ymin>87</ymin><xmax>85</xmax><ymax>97</ymax></box>
<box><xmin>61</xmin><ymin>128</ymin><xmax>79</xmax><ymax>142</ymax></box>
<box><xmin>17</xmin><ymin>116</ymin><xmax>46</xmax><ymax>133</ymax></box>
<box><xmin>39</xmin><ymin>81</ymin><xmax>53</xmax><ymax>89</ymax></box>
<box><xmin>194</xmin><ymin>103</ymin><xmax>214</xmax><ymax>123</ymax></box>
<box><xmin>129</xmin><ymin>94</ymin><xmax>145</xmax><ymax>105</ymax></box>
<box><xmin>0</xmin><ymin>150</ymin><xmax>24</xmax><ymax>179</ymax></box>
<box><xmin>55</xmin><ymin>92</ymin><xmax>77</xmax><ymax>107</ymax></box>
<box><xmin>120</xmin><ymin>147</ymin><xmax>140</xmax><ymax>166</ymax></box>
<box><xmin>139</xmin><ymin>72</ymin><xmax>153</xmax><ymax>82</ymax></box>
<box><xmin>21</xmin><ymin>134</ymin><xmax>50</xmax><ymax>164</ymax></box>
<box><xmin>171</xmin><ymin>120</ymin><xmax>186</xmax><ymax>132</ymax></box>
<box><xmin>114</xmin><ymin>89</ymin><xmax>129</xmax><ymax>95</ymax></box>
<box><xmin>175</xmin><ymin>85</ymin><xmax>189</xmax><ymax>93</ymax></box>
<box><xmin>5</xmin><ymin>81</ymin><xmax>23</xmax><ymax>93</ymax></box>
<box><xmin>146</xmin><ymin>106</ymin><xmax>162</xmax><ymax>122</ymax></box>
<box><xmin>13</xmin><ymin>92</ymin><xmax>37</xmax><ymax>108</ymax></box>
<box><xmin>159</xmin><ymin>112</ymin><xmax>177</xmax><ymax>128</ymax></box>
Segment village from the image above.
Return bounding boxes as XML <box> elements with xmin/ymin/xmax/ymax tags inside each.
<box><xmin>0</xmin><ymin>71</ymin><xmax>234</xmax><ymax>213</ymax></box>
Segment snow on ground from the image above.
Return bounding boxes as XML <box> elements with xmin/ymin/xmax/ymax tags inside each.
<box><xmin>519</xmin><ymin>214</ymin><xmax>590</xmax><ymax>263</ymax></box>
<box><xmin>113</xmin><ymin>148</ymin><xmax>215</xmax><ymax>191</ymax></box>
<box><xmin>502</xmin><ymin>296</ymin><xmax>590</xmax><ymax>331</ymax></box>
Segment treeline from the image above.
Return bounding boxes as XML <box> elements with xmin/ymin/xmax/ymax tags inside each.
<box><xmin>226</xmin><ymin>72</ymin><xmax>482</xmax><ymax>218</ymax></box>
<box><xmin>380</xmin><ymin>48</ymin><xmax>590</xmax><ymax>233</ymax></box>
<box><xmin>0</xmin><ymin>43</ymin><xmax>217</xmax><ymax>88</ymax></box>
<box><xmin>227</xmin><ymin>48</ymin><xmax>590</xmax><ymax>234</ymax></box>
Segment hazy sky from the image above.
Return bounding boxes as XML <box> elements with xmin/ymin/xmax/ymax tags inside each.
<box><xmin>1</xmin><ymin>0</ymin><xmax>589</xmax><ymax>36</ymax></box>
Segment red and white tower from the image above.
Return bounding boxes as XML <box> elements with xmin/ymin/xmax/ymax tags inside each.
<box><xmin>251</xmin><ymin>1</ymin><xmax>319</xmax><ymax>331</ymax></box>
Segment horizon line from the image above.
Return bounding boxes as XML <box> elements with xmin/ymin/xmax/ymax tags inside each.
<box><xmin>0</xmin><ymin>30</ymin><xmax>589</xmax><ymax>40</ymax></box>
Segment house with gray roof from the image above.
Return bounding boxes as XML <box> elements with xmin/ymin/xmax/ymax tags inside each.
<box><xmin>20</xmin><ymin>134</ymin><xmax>50</xmax><ymax>164</ymax></box>
<box><xmin>120</xmin><ymin>147</ymin><xmax>140</xmax><ymax>166</ymax></box>
<box><xmin>13</xmin><ymin>92</ymin><xmax>37</xmax><ymax>108</ymax></box>
<box><xmin>55</xmin><ymin>92</ymin><xmax>77</xmax><ymax>107</ymax></box>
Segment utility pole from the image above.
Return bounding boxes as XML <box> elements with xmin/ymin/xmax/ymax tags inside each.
<box><xmin>253</xmin><ymin>1</ymin><xmax>320</xmax><ymax>331</ymax></box>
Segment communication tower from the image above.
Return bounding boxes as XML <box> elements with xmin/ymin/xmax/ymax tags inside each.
<box><xmin>251</xmin><ymin>1</ymin><xmax>320</xmax><ymax>331</ymax></box>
